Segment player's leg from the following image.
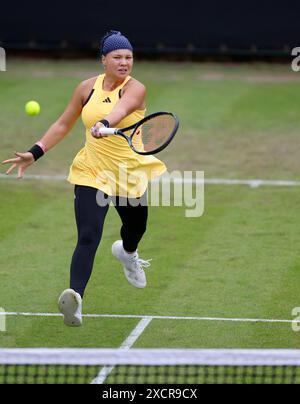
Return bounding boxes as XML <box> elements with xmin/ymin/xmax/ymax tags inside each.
<box><xmin>112</xmin><ymin>192</ymin><xmax>151</xmax><ymax>288</ymax></box>
<box><xmin>58</xmin><ymin>186</ymin><xmax>110</xmax><ymax>326</ymax></box>
<box><xmin>70</xmin><ymin>186</ymin><xmax>110</xmax><ymax>297</ymax></box>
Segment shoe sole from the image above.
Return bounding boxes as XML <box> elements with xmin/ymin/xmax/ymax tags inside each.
<box><xmin>58</xmin><ymin>289</ymin><xmax>82</xmax><ymax>327</ymax></box>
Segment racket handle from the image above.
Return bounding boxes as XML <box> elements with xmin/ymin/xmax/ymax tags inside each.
<box><xmin>98</xmin><ymin>128</ymin><xmax>117</xmax><ymax>136</ymax></box>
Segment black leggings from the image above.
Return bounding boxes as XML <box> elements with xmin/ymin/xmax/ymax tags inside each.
<box><xmin>70</xmin><ymin>185</ymin><xmax>148</xmax><ymax>297</ymax></box>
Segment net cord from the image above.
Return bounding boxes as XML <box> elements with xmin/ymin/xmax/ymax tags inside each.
<box><xmin>1</xmin><ymin>349</ymin><xmax>300</xmax><ymax>366</ymax></box>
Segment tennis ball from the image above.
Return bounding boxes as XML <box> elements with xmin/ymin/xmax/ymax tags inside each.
<box><xmin>25</xmin><ymin>101</ymin><xmax>41</xmax><ymax>116</ymax></box>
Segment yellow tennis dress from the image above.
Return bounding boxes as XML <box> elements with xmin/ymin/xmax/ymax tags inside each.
<box><xmin>68</xmin><ymin>74</ymin><xmax>166</xmax><ymax>198</ymax></box>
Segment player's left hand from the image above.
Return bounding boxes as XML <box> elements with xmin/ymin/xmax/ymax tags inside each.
<box><xmin>1</xmin><ymin>151</ymin><xmax>35</xmax><ymax>179</ymax></box>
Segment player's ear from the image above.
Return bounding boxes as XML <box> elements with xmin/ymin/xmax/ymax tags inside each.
<box><xmin>101</xmin><ymin>55</ymin><xmax>106</xmax><ymax>68</ymax></box>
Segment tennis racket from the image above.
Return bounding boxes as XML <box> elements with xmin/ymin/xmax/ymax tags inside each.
<box><xmin>96</xmin><ymin>111</ymin><xmax>179</xmax><ymax>156</ymax></box>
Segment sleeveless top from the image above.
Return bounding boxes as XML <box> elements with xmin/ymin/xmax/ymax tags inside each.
<box><xmin>68</xmin><ymin>74</ymin><xmax>166</xmax><ymax>198</ymax></box>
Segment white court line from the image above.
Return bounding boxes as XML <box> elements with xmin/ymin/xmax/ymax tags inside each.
<box><xmin>1</xmin><ymin>173</ymin><xmax>300</xmax><ymax>188</ymax></box>
<box><xmin>2</xmin><ymin>311</ymin><xmax>294</xmax><ymax>324</ymax></box>
<box><xmin>0</xmin><ymin>174</ymin><xmax>67</xmax><ymax>181</ymax></box>
<box><xmin>91</xmin><ymin>316</ymin><xmax>153</xmax><ymax>384</ymax></box>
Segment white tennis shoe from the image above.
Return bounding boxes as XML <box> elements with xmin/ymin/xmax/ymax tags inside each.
<box><xmin>58</xmin><ymin>289</ymin><xmax>82</xmax><ymax>327</ymax></box>
<box><xmin>112</xmin><ymin>240</ymin><xmax>151</xmax><ymax>288</ymax></box>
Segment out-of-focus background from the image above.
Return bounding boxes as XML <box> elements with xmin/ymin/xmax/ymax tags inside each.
<box><xmin>1</xmin><ymin>0</ymin><xmax>300</xmax><ymax>355</ymax></box>
<box><xmin>0</xmin><ymin>0</ymin><xmax>299</xmax><ymax>58</ymax></box>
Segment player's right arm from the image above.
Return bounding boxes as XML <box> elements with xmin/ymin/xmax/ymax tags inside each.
<box><xmin>1</xmin><ymin>79</ymin><xmax>95</xmax><ymax>178</ymax></box>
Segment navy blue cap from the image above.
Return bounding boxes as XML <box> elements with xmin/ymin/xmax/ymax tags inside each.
<box><xmin>101</xmin><ymin>30</ymin><xmax>133</xmax><ymax>56</ymax></box>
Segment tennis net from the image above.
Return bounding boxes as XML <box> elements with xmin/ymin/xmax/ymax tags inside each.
<box><xmin>1</xmin><ymin>348</ymin><xmax>300</xmax><ymax>384</ymax></box>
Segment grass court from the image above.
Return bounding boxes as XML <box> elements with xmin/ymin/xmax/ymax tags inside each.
<box><xmin>1</xmin><ymin>59</ymin><xmax>300</xmax><ymax>350</ymax></box>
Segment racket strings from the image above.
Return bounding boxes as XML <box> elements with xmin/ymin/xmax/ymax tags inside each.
<box><xmin>132</xmin><ymin>115</ymin><xmax>177</xmax><ymax>153</ymax></box>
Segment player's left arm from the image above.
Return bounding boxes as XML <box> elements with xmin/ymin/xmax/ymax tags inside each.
<box><xmin>92</xmin><ymin>80</ymin><xmax>146</xmax><ymax>137</ymax></box>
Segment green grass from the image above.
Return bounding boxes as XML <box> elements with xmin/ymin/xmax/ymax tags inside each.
<box><xmin>0</xmin><ymin>181</ymin><xmax>300</xmax><ymax>349</ymax></box>
<box><xmin>1</xmin><ymin>59</ymin><xmax>300</xmax><ymax>355</ymax></box>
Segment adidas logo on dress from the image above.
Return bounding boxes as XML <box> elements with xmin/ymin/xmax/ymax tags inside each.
<box><xmin>103</xmin><ymin>97</ymin><xmax>111</xmax><ymax>103</ymax></box>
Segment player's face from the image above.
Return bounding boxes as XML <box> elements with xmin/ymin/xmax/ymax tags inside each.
<box><xmin>102</xmin><ymin>50</ymin><xmax>133</xmax><ymax>79</ymax></box>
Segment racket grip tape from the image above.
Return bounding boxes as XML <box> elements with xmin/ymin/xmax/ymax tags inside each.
<box><xmin>99</xmin><ymin>128</ymin><xmax>117</xmax><ymax>135</ymax></box>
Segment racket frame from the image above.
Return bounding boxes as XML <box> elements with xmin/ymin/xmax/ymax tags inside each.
<box><xmin>99</xmin><ymin>111</ymin><xmax>179</xmax><ymax>155</ymax></box>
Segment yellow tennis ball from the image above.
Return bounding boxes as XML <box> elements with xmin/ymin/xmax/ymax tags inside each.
<box><xmin>25</xmin><ymin>101</ymin><xmax>41</xmax><ymax>116</ymax></box>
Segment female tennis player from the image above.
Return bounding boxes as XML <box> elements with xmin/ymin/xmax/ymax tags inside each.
<box><xmin>2</xmin><ymin>31</ymin><xmax>166</xmax><ymax>327</ymax></box>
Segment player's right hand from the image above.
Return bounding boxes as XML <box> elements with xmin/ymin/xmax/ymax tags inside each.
<box><xmin>90</xmin><ymin>122</ymin><xmax>109</xmax><ymax>139</ymax></box>
<box><xmin>1</xmin><ymin>152</ymin><xmax>35</xmax><ymax>179</ymax></box>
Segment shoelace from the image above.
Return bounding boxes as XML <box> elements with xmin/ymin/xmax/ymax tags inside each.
<box><xmin>129</xmin><ymin>255</ymin><xmax>152</xmax><ymax>273</ymax></box>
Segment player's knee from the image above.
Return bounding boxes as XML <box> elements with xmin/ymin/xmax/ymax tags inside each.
<box><xmin>78</xmin><ymin>227</ymin><xmax>100</xmax><ymax>247</ymax></box>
